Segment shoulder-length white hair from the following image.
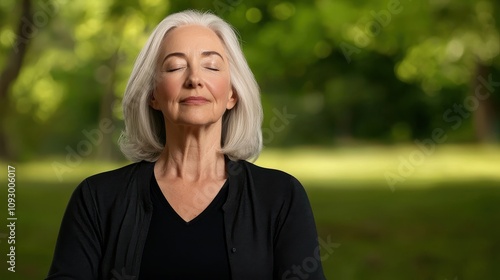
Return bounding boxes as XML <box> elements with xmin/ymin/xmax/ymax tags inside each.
<box><xmin>119</xmin><ymin>10</ymin><xmax>263</xmax><ymax>162</ymax></box>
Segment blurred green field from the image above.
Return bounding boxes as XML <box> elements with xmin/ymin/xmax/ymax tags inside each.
<box><xmin>1</xmin><ymin>145</ymin><xmax>500</xmax><ymax>279</ymax></box>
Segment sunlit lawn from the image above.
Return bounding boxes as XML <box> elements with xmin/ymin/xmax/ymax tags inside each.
<box><xmin>2</xmin><ymin>145</ymin><xmax>500</xmax><ymax>279</ymax></box>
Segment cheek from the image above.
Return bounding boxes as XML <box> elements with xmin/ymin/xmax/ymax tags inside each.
<box><xmin>156</xmin><ymin>77</ymin><xmax>181</xmax><ymax>100</ymax></box>
<box><xmin>207</xmin><ymin>75</ymin><xmax>232</xmax><ymax>99</ymax></box>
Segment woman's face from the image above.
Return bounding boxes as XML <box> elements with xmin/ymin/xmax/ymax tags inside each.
<box><xmin>150</xmin><ymin>24</ymin><xmax>237</xmax><ymax>128</ymax></box>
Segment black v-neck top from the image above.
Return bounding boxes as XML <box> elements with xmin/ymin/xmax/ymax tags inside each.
<box><xmin>47</xmin><ymin>160</ymin><xmax>327</xmax><ymax>279</ymax></box>
<box><xmin>138</xmin><ymin>174</ymin><xmax>231</xmax><ymax>279</ymax></box>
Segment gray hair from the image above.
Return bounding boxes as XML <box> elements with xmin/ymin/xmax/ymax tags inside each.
<box><xmin>119</xmin><ymin>10</ymin><xmax>263</xmax><ymax>162</ymax></box>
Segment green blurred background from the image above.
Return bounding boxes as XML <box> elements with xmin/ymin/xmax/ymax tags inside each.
<box><xmin>1</xmin><ymin>0</ymin><xmax>500</xmax><ymax>279</ymax></box>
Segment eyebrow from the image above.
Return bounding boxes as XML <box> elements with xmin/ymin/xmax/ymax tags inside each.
<box><xmin>162</xmin><ymin>51</ymin><xmax>224</xmax><ymax>64</ymax></box>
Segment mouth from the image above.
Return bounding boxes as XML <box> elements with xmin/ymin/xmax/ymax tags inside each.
<box><xmin>180</xmin><ymin>96</ymin><xmax>210</xmax><ymax>105</ymax></box>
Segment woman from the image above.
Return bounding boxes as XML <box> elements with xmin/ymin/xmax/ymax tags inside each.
<box><xmin>47</xmin><ymin>10</ymin><xmax>326</xmax><ymax>280</ymax></box>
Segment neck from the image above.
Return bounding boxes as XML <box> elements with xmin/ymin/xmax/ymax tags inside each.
<box><xmin>155</xmin><ymin>121</ymin><xmax>226</xmax><ymax>183</ymax></box>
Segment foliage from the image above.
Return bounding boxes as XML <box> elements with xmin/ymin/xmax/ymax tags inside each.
<box><xmin>0</xmin><ymin>0</ymin><xmax>499</xmax><ymax>160</ymax></box>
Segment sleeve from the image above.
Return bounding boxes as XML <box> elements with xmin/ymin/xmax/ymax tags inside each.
<box><xmin>46</xmin><ymin>179</ymin><xmax>102</xmax><ymax>280</ymax></box>
<box><xmin>273</xmin><ymin>177</ymin><xmax>328</xmax><ymax>280</ymax></box>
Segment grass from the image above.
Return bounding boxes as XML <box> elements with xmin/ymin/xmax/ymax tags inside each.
<box><xmin>309</xmin><ymin>182</ymin><xmax>500</xmax><ymax>279</ymax></box>
<box><xmin>1</xmin><ymin>145</ymin><xmax>499</xmax><ymax>279</ymax></box>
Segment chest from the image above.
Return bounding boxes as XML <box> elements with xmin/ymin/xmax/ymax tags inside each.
<box><xmin>139</xmin><ymin>179</ymin><xmax>231</xmax><ymax>278</ymax></box>
<box><xmin>157</xmin><ymin>178</ymin><xmax>227</xmax><ymax>222</ymax></box>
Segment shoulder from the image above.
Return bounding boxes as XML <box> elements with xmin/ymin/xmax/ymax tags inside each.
<box><xmin>232</xmin><ymin>160</ymin><xmax>314</xmax><ymax>220</ymax></box>
<box><xmin>236</xmin><ymin>160</ymin><xmax>306</xmax><ymax>197</ymax></box>
<box><xmin>77</xmin><ymin>161</ymin><xmax>154</xmax><ymax>197</ymax></box>
<box><xmin>86</xmin><ymin>161</ymin><xmax>151</xmax><ymax>184</ymax></box>
<box><xmin>66</xmin><ymin>161</ymin><xmax>154</xmax><ymax>216</ymax></box>
<box><xmin>240</xmin><ymin>160</ymin><xmax>296</xmax><ymax>182</ymax></box>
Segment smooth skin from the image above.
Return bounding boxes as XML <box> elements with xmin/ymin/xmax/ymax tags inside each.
<box><xmin>149</xmin><ymin>25</ymin><xmax>237</xmax><ymax>223</ymax></box>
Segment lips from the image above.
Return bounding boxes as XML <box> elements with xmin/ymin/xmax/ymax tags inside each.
<box><xmin>180</xmin><ymin>96</ymin><xmax>209</xmax><ymax>105</ymax></box>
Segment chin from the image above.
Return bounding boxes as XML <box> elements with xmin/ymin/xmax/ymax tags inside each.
<box><xmin>176</xmin><ymin>116</ymin><xmax>219</xmax><ymax>126</ymax></box>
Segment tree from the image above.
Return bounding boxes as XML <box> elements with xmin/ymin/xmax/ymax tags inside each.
<box><xmin>0</xmin><ymin>0</ymin><xmax>498</xmax><ymax>161</ymax></box>
<box><xmin>0</xmin><ymin>0</ymin><xmax>33</xmax><ymax>159</ymax></box>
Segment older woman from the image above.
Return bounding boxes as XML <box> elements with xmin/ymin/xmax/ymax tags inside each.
<box><xmin>47</xmin><ymin>10</ymin><xmax>326</xmax><ymax>280</ymax></box>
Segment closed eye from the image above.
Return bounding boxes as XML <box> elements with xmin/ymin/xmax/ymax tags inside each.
<box><xmin>205</xmin><ymin>67</ymin><xmax>219</xmax><ymax>71</ymax></box>
<box><xmin>165</xmin><ymin>67</ymin><xmax>185</xmax><ymax>72</ymax></box>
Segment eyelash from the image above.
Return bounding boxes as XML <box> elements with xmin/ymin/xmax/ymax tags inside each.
<box><xmin>166</xmin><ymin>68</ymin><xmax>183</xmax><ymax>72</ymax></box>
<box><xmin>165</xmin><ymin>67</ymin><xmax>219</xmax><ymax>72</ymax></box>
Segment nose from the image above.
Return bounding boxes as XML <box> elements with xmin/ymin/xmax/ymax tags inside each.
<box><xmin>184</xmin><ymin>67</ymin><xmax>202</xmax><ymax>88</ymax></box>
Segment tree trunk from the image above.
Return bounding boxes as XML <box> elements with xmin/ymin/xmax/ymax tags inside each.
<box><xmin>0</xmin><ymin>0</ymin><xmax>33</xmax><ymax>160</ymax></box>
<box><xmin>473</xmin><ymin>62</ymin><xmax>496</xmax><ymax>142</ymax></box>
<box><xmin>97</xmin><ymin>50</ymin><xmax>120</xmax><ymax>160</ymax></box>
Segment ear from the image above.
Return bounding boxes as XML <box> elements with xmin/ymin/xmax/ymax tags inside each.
<box><xmin>149</xmin><ymin>90</ymin><xmax>161</xmax><ymax>110</ymax></box>
<box><xmin>226</xmin><ymin>87</ymin><xmax>238</xmax><ymax>110</ymax></box>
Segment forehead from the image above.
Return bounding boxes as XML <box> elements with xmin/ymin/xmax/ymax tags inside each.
<box><xmin>161</xmin><ymin>25</ymin><xmax>226</xmax><ymax>55</ymax></box>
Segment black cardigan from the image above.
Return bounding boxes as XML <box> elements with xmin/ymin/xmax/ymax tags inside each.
<box><xmin>47</xmin><ymin>159</ymin><xmax>326</xmax><ymax>279</ymax></box>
